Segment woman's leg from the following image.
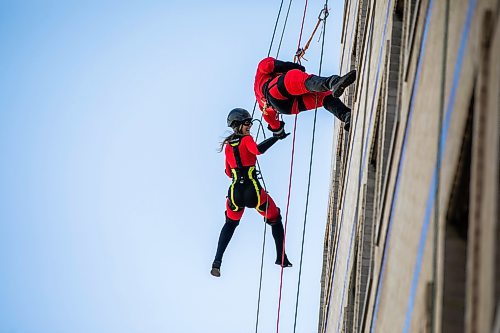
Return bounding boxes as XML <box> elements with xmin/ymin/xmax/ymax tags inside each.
<box><xmin>303</xmin><ymin>70</ymin><xmax>357</xmax><ymax>97</ymax></box>
<box><xmin>211</xmin><ymin>200</ymin><xmax>244</xmax><ymax>277</ymax></box>
<box><xmin>256</xmin><ymin>190</ymin><xmax>292</xmax><ymax>267</ymax></box>
<box><xmin>321</xmin><ymin>94</ymin><xmax>351</xmax><ymax>130</ymax></box>
<box><xmin>283</xmin><ymin>69</ymin><xmax>312</xmax><ymax>95</ymax></box>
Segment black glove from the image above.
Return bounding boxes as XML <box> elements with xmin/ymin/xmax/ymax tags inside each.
<box><xmin>277</xmin><ymin>132</ymin><xmax>290</xmax><ymax>140</ymax></box>
<box><xmin>268</xmin><ymin>121</ymin><xmax>289</xmax><ymax>140</ymax></box>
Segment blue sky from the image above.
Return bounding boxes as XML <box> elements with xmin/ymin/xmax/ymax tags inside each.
<box><xmin>0</xmin><ymin>1</ymin><xmax>343</xmax><ymax>332</ymax></box>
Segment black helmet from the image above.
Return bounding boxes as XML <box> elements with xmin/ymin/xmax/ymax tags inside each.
<box><xmin>227</xmin><ymin>108</ymin><xmax>252</xmax><ymax>127</ymax></box>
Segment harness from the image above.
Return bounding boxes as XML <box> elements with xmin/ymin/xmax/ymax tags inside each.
<box><xmin>262</xmin><ymin>78</ymin><xmax>279</xmax><ymax>110</ymax></box>
<box><xmin>262</xmin><ymin>75</ymin><xmax>304</xmax><ymax>115</ymax></box>
<box><xmin>227</xmin><ymin>137</ymin><xmax>263</xmax><ymax>211</ymax></box>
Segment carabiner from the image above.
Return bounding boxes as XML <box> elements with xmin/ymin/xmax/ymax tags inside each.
<box><xmin>318</xmin><ymin>5</ymin><xmax>329</xmax><ymax>21</ymax></box>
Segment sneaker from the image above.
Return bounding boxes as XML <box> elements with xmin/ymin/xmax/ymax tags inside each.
<box><xmin>331</xmin><ymin>70</ymin><xmax>357</xmax><ymax>98</ymax></box>
<box><xmin>211</xmin><ymin>261</ymin><xmax>221</xmax><ymax>277</ymax></box>
<box><xmin>344</xmin><ymin>121</ymin><xmax>350</xmax><ymax>132</ymax></box>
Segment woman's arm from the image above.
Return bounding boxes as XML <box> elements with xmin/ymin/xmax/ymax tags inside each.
<box><xmin>243</xmin><ymin>135</ymin><xmax>282</xmax><ymax>155</ymax></box>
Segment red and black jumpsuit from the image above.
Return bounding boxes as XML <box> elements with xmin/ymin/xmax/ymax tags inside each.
<box><xmin>212</xmin><ymin>134</ymin><xmax>291</xmax><ymax>269</ymax></box>
<box><xmin>254</xmin><ymin>56</ymin><xmax>333</xmax><ymax>131</ymax></box>
<box><xmin>224</xmin><ymin>135</ymin><xmax>280</xmax><ymax>222</ymax></box>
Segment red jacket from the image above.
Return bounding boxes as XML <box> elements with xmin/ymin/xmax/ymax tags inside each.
<box><xmin>254</xmin><ymin>57</ymin><xmax>306</xmax><ymax>131</ymax></box>
<box><xmin>224</xmin><ymin>135</ymin><xmax>261</xmax><ymax>177</ymax></box>
<box><xmin>254</xmin><ymin>57</ymin><xmax>281</xmax><ymax>130</ymax></box>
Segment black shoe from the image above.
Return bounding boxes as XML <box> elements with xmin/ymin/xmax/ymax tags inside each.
<box><xmin>211</xmin><ymin>261</ymin><xmax>221</xmax><ymax>277</ymax></box>
<box><xmin>343</xmin><ymin>112</ymin><xmax>351</xmax><ymax>131</ymax></box>
<box><xmin>331</xmin><ymin>70</ymin><xmax>356</xmax><ymax>98</ymax></box>
<box><xmin>275</xmin><ymin>257</ymin><xmax>293</xmax><ymax>268</ymax></box>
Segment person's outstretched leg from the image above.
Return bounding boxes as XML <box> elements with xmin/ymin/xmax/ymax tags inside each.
<box><xmin>256</xmin><ymin>190</ymin><xmax>292</xmax><ymax>268</ymax></box>
<box><xmin>323</xmin><ymin>94</ymin><xmax>351</xmax><ymax>131</ymax></box>
<box><xmin>304</xmin><ymin>70</ymin><xmax>357</xmax><ymax>97</ymax></box>
<box><xmin>304</xmin><ymin>75</ymin><xmax>340</xmax><ymax>92</ymax></box>
<box><xmin>330</xmin><ymin>70</ymin><xmax>356</xmax><ymax>97</ymax></box>
<box><xmin>268</xmin><ymin>217</ymin><xmax>293</xmax><ymax>268</ymax></box>
<box><xmin>211</xmin><ymin>203</ymin><xmax>244</xmax><ymax>277</ymax></box>
<box><xmin>296</xmin><ymin>92</ymin><xmax>351</xmax><ymax>131</ymax></box>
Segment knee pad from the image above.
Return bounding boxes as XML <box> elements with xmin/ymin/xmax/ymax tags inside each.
<box><xmin>257</xmin><ymin>200</ymin><xmax>269</xmax><ymax>213</ymax></box>
<box><xmin>265</xmin><ymin>214</ymin><xmax>282</xmax><ymax>226</ymax></box>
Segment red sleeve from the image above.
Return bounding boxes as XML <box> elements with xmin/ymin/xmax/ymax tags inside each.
<box><xmin>262</xmin><ymin>107</ymin><xmax>281</xmax><ymax>130</ymax></box>
<box><xmin>241</xmin><ymin>135</ymin><xmax>261</xmax><ymax>156</ymax></box>
<box><xmin>256</xmin><ymin>57</ymin><xmax>280</xmax><ymax>130</ymax></box>
<box><xmin>225</xmin><ymin>160</ymin><xmax>231</xmax><ymax>178</ymax></box>
<box><xmin>257</xmin><ymin>57</ymin><xmax>276</xmax><ymax>75</ymax></box>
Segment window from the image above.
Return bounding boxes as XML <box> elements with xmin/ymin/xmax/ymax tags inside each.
<box><xmin>403</xmin><ymin>0</ymin><xmax>422</xmax><ymax>81</ymax></box>
<box><xmin>376</xmin><ymin>0</ymin><xmax>404</xmax><ymax>238</ymax></box>
<box><xmin>441</xmin><ymin>95</ymin><xmax>474</xmax><ymax>333</ymax></box>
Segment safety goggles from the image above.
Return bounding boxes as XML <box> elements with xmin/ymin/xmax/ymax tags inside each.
<box><xmin>242</xmin><ymin>119</ymin><xmax>253</xmax><ymax>126</ymax></box>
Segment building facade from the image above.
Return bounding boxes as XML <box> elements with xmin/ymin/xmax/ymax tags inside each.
<box><xmin>319</xmin><ymin>0</ymin><xmax>499</xmax><ymax>332</ymax></box>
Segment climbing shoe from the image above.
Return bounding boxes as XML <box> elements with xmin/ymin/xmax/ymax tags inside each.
<box><xmin>343</xmin><ymin>112</ymin><xmax>351</xmax><ymax>131</ymax></box>
<box><xmin>331</xmin><ymin>70</ymin><xmax>357</xmax><ymax>98</ymax></box>
<box><xmin>211</xmin><ymin>260</ymin><xmax>221</xmax><ymax>277</ymax></box>
<box><xmin>275</xmin><ymin>257</ymin><xmax>293</xmax><ymax>268</ymax></box>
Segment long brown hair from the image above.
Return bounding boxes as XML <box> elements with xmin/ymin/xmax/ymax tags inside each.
<box><xmin>218</xmin><ymin>125</ymin><xmax>244</xmax><ymax>152</ymax></box>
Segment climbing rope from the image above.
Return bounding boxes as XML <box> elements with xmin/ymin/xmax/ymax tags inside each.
<box><xmin>253</xmin><ymin>1</ymin><xmax>294</xmax><ymax>332</ymax></box>
<box><xmin>276</xmin><ymin>114</ymin><xmax>298</xmax><ymax>333</ymax></box>
<box><xmin>276</xmin><ymin>1</ymin><xmax>317</xmax><ymax>332</ymax></box>
<box><xmin>293</xmin><ymin>3</ymin><xmax>329</xmax><ymax>332</ymax></box>
<box><xmin>247</xmin><ymin>1</ymin><xmax>330</xmax><ymax>331</ymax></box>
<box><xmin>294</xmin><ymin>5</ymin><xmax>329</xmax><ymax>64</ymax></box>
<box><xmin>253</xmin><ymin>0</ymin><xmax>294</xmax><ymax>134</ymax></box>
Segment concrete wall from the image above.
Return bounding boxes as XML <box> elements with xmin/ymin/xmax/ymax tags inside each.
<box><xmin>319</xmin><ymin>0</ymin><xmax>499</xmax><ymax>332</ymax></box>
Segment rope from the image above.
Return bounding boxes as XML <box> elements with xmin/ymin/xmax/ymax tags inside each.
<box><xmin>254</xmin><ymin>0</ymin><xmax>295</xmax><ymax>137</ymax></box>
<box><xmin>254</xmin><ymin>125</ymin><xmax>268</xmax><ymax>333</ymax></box>
<box><xmin>253</xmin><ymin>1</ymin><xmax>294</xmax><ymax>332</ymax></box>
<box><xmin>276</xmin><ymin>1</ymin><xmax>310</xmax><ymax>331</ymax></box>
<box><xmin>276</xmin><ymin>0</ymin><xmax>295</xmax><ymax>63</ymax></box>
<box><xmin>294</xmin><ymin>5</ymin><xmax>329</xmax><ymax>64</ymax></box>
<box><xmin>276</xmin><ymin>114</ymin><xmax>299</xmax><ymax>333</ymax></box>
<box><xmin>293</xmin><ymin>3</ymin><xmax>329</xmax><ymax>332</ymax></box>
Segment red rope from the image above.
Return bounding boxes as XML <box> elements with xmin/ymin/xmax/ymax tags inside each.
<box><xmin>297</xmin><ymin>0</ymin><xmax>309</xmax><ymax>51</ymax></box>
<box><xmin>276</xmin><ymin>2</ymin><xmax>309</xmax><ymax>331</ymax></box>
<box><xmin>276</xmin><ymin>114</ymin><xmax>298</xmax><ymax>332</ymax></box>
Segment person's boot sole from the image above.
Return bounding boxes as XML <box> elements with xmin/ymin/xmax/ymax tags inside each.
<box><xmin>275</xmin><ymin>260</ymin><xmax>293</xmax><ymax>268</ymax></box>
<box><xmin>332</xmin><ymin>70</ymin><xmax>357</xmax><ymax>98</ymax></box>
<box><xmin>210</xmin><ymin>267</ymin><xmax>221</xmax><ymax>277</ymax></box>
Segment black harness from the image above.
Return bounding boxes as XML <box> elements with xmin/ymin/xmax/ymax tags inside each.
<box><xmin>262</xmin><ymin>75</ymin><xmax>306</xmax><ymax>115</ymax></box>
<box><xmin>228</xmin><ymin>136</ymin><xmax>259</xmax><ymax>183</ymax></box>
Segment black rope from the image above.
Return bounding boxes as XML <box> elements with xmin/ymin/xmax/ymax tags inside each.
<box><xmin>293</xmin><ymin>2</ymin><xmax>329</xmax><ymax>332</ymax></box>
<box><xmin>253</xmin><ymin>0</ymin><xmax>294</xmax><ymax>137</ymax></box>
<box><xmin>254</xmin><ymin>1</ymin><xmax>294</xmax><ymax>332</ymax></box>
<box><xmin>276</xmin><ymin>0</ymin><xmax>294</xmax><ymax>60</ymax></box>
<box><xmin>254</xmin><ymin>158</ymin><xmax>269</xmax><ymax>333</ymax></box>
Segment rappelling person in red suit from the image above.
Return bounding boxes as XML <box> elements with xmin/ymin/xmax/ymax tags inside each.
<box><xmin>254</xmin><ymin>57</ymin><xmax>356</xmax><ymax>137</ymax></box>
<box><xmin>211</xmin><ymin>108</ymin><xmax>292</xmax><ymax>278</ymax></box>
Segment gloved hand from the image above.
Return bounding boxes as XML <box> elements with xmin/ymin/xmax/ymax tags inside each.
<box><xmin>275</xmin><ymin>131</ymin><xmax>290</xmax><ymax>140</ymax></box>
<box><xmin>268</xmin><ymin>121</ymin><xmax>289</xmax><ymax>139</ymax></box>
